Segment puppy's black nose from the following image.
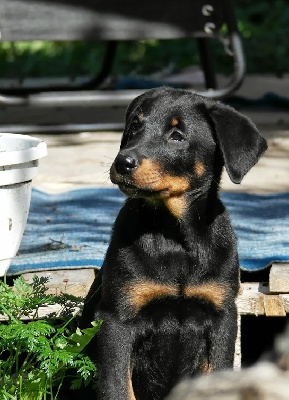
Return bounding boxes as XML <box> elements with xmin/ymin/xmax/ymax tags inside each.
<box><xmin>114</xmin><ymin>154</ymin><xmax>138</xmax><ymax>175</ymax></box>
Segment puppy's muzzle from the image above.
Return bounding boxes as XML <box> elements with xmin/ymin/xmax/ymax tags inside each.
<box><xmin>110</xmin><ymin>153</ymin><xmax>149</xmax><ymax>197</ymax></box>
<box><xmin>114</xmin><ymin>153</ymin><xmax>139</xmax><ymax>175</ymax></box>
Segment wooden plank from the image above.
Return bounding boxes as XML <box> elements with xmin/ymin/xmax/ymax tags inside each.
<box><xmin>0</xmin><ymin>304</ymin><xmax>67</xmax><ymax>321</ymax></box>
<box><xmin>280</xmin><ymin>294</ymin><xmax>289</xmax><ymax>313</ymax></box>
<box><xmin>236</xmin><ymin>283</ymin><xmax>265</xmax><ymax>315</ymax></box>
<box><xmin>263</xmin><ymin>295</ymin><xmax>286</xmax><ymax>317</ymax></box>
<box><xmin>269</xmin><ymin>263</ymin><xmax>289</xmax><ymax>293</ymax></box>
<box><xmin>234</xmin><ymin>313</ymin><xmax>241</xmax><ymax>370</ymax></box>
<box><xmin>23</xmin><ymin>268</ymin><xmax>96</xmax><ymax>297</ymax></box>
<box><xmin>0</xmin><ymin>269</ymin><xmax>96</xmax><ymax>321</ymax></box>
<box><xmin>2</xmin><ymin>276</ymin><xmax>289</xmax><ymax>322</ymax></box>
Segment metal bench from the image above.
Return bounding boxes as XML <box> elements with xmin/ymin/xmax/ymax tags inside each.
<box><xmin>0</xmin><ymin>0</ymin><xmax>245</xmax><ymax>131</ymax></box>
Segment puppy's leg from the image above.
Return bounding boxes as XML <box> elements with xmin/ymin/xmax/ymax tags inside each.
<box><xmin>96</xmin><ymin>314</ymin><xmax>135</xmax><ymax>400</ymax></box>
<box><xmin>208</xmin><ymin>304</ymin><xmax>238</xmax><ymax>371</ymax></box>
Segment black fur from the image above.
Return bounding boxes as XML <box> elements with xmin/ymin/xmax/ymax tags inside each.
<box><xmin>80</xmin><ymin>87</ymin><xmax>267</xmax><ymax>400</ymax></box>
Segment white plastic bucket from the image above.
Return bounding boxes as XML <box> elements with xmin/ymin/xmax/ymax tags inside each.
<box><xmin>0</xmin><ymin>133</ymin><xmax>47</xmax><ymax>276</ymax></box>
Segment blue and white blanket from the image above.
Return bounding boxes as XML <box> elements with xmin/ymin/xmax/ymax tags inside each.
<box><xmin>7</xmin><ymin>188</ymin><xmax>289</xmax><ymax>275</ymax></box>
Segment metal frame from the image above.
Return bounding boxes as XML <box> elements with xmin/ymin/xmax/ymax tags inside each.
<box><xmin>0</xmin><ymin>34</ymin><xmax>245</xmax><ymax>107</ymax></box>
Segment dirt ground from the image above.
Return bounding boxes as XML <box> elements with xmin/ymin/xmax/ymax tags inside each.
<box><xmin>29</xmin><ymin>74</ymin><xmax>289</xmax><ymax>194</ymax></box>
<box><xmin>32</xmin><ymin>128</ymin><xmax>289</xmax><ymax>195</ymax></box>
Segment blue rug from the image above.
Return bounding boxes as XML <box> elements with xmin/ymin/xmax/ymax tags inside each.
<box><xmin>7</xmin><ymin>188</ymin><xmax>289</xmax><ymax>276</ymax></box>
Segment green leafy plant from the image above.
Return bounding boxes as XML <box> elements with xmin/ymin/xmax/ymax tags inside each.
<box><xmin>0</xmin><ymin>275</ymin><xmax>100</xmax><ymax>400</ymax></box>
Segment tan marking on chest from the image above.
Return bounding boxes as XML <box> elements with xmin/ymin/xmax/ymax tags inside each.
<box><xmin>124</xmin><ymin>280</ymin><xmax>229</xmax><ymax>314</ymax></box>
<box><xmin>184</xmin><ymin>282</ymin><xmax>229</xmax><ymax>309</ymax></box>
<box><xmin>124</xmin><ymin>281</ymin><xmax>179</xmax><ymax>312</ymax></box>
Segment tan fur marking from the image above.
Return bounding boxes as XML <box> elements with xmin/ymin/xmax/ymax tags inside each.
<box><xmin>194</xmin><ymin>161</ymin><xmax>205</xmax><ymax>177</ymax></box>
<box><xmin>128</xmin><ymin>370</ymin><xmax>136</xmax><ymax>400</ymax></box>
<box><xmin>163</xmin><ymin>196</ymin><xmax>188</xmax><ymax>219</ymax></box>
<box><xmin>125</xmin><ymin>281</ymin><xmax>178</xmax><ymax>312</ymax></box>
<box><xmin>184</xmin><ymin>282</ymin><xmax>229</xmax><ymax>309</ymax></box>
<box><xmin>200</xmin><ymin>360</ymin><xmax>213</xmax><ymax>373</ymax></box>
<box><xmin>138</xmin><ymin>112</ymin><xmax>144</xmax><ymax>122</ymax></box>
<box><xmin>125</xmin><ymin>281</ymin><xmax>228</xmax><ymax>315</ymax></box>
<box><xmin>132</xmin><ymin>159</ymin><xmax>190</xmax><ymax>218</ymax></box>
<box><xmin>171</xmin><ymin>117</ymin><xmax>179</xmax><ymax>127</ymax></box>
<box><xmin>132</xmin><ymin>159</ymin><xmax>190</xmax><ymax>196</ymax></box>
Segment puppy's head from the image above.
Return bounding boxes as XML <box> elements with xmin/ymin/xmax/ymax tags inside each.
<box><xmin>110</xmin><ymin>87</ymin><xmax>267</xmax><ymax>218</ymax></box>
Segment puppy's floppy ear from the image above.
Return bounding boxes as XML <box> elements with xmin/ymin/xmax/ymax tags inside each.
<box><xmin>209</xmin><ymin>102</ymin><xmax>267</xmax><ymax>184</ymax></box>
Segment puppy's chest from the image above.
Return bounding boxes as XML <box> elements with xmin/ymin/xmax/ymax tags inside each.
<box><xmin>123</xmin><ymin>278</ymin><xmax>229</xmax><ymax>320</ymax></box>
<box><xmin>125</xmin><ymin>233</ymin><xmax>226</xmax><ymax>300</ymax></box>
<box><xmin>117</xmin><ymin>233</ymin><xmax>231</xmax><ymax>320</ymax></box>
<box><xmin>134</xmin><ymin>231</ymin><xmax>208</xmax><ymax>278</ymax></box>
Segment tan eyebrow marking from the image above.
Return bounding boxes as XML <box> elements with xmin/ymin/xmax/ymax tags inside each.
<box><xmin>171</xmin><ymin>117</ymin><xmax>179</xmax><ymax>127</ymax></box>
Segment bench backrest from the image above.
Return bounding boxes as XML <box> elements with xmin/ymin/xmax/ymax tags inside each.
<box><xmin>0</xmin><ymin>0</ymin><xmax>237</xmax><ymax>41</ymax></box>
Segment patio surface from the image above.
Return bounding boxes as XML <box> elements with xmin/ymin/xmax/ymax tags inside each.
<box><xmin>31</xmin><ymin>74</ymin><xmax>289</xmax><ymax>195</ymax></box>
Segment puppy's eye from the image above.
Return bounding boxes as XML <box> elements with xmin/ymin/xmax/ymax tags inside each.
<box><xmin>129</xmin><ymin>118</ymin><xmax>140</xmax><ymax>137</ymax></box>
<box><xmin>131</xmin><ymin>119</ymin><xmax>138</xmax><ymax>130</ymax></box>
<box><xmin>130</xmin><ymin>117</ymin><xmax>142</xmax><ymax>133</ymax></box>
<box><xmin>170</xmin><ymin>130</ymin><xmax>185</xmax><ymax>142</ymax></box>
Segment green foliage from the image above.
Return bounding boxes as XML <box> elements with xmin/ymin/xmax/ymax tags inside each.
<box><xmin>0</xmin><ymin>39</ymin><xmax>199</xmax><ymax>79</ymax></box>
<box><xmin>0</xmin><ymin>41</ymin><xmax>107</xmax><ymax>79</ymax></box>
<box><xmin>115</xmin><ymin>39</ymin><xmax>200</xmax><ymax>75</ymax></box>
<box><xmin>0</xmin><ymin>276</ymin><xmax>100</xmax><ymax>400</ymax></box>
<box><xmin>236</xmin><ymin>0</ymin><xmax>289</xmax><ymax>75</ymax></box>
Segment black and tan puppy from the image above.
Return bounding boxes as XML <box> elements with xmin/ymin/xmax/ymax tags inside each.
<box><xmin>81</xmin><ymin>87</ymin><xmax>267</xmax><ymax>400</ymax></box>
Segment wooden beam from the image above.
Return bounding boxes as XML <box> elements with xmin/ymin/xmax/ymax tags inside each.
<box><xmin>2</xmin><ymin>271</ymin><xmax>289</xmax><ymax>321</ymax></box>
<box><xmin>264</xmin><ymin>295</ymin><xmax>286</xmax><ymax>317</ymax></box>
<box><xmin>269</xmin><ymin>263</ymin><xmax>289</xmax><ymax>293</ymax></box>
<box><xmin>0</xmin><ymin>269</ymin><xmax>96</xmax><ymax>321</ymax></box>
<box><xmin>23</xmin><ymin>268</ymin><xmax>96</xmax><ymax>297</ymax></box>
<box><xmin>236</xmin><ymin>283</ymin><xmax>266</xmax><ymax>315</ymax></box>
